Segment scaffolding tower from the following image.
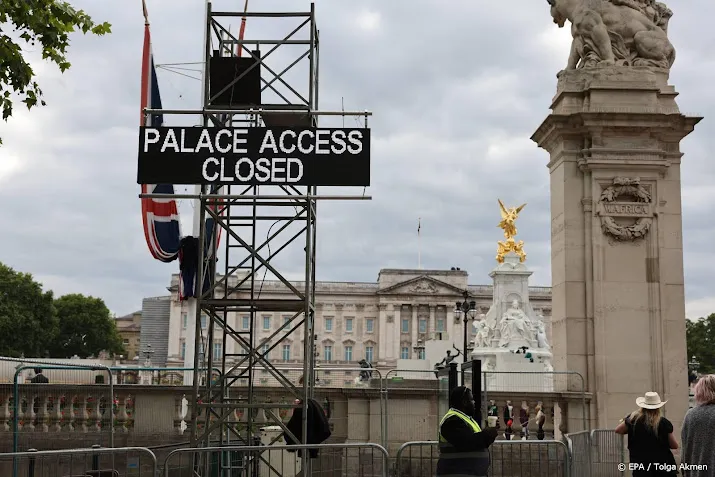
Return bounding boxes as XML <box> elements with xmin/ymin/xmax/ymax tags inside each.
<box><xmin>141</xmin><ymin>3</ymin><xmax>371</xmax><ymax>476</ymax></box>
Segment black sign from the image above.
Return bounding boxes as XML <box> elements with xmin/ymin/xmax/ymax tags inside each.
<box><xmin>137</xmin><ymin>126</ymin><xmax>370</xmax><ymax>186</ymax></box>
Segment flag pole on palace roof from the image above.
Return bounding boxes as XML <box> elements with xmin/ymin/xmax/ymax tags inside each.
<box><xmin>418</xmin><ymin>217</ymin><xmax>422</xmax><ymax>270</ymax></box>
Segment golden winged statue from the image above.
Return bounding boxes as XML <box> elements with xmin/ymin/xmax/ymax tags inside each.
<box><xmin>496</xmin><ymin>199</ymin><xmax>527</xmax><ymax>263</ymax></box>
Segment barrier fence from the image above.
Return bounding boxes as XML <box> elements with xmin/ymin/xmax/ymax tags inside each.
<box><xmin>10</xmin><ymin>364</ymin><xmax>115</xmax><ymax>453</ymax></box>
<box><xmin>394</xmin><ymin>440</ymin><xmax>571</xmax><ymax>477</ymax></box>
<box><xmin>0</xmin><ymin>445</ymin><xmax>158</xmax><ymax>477</ymax></box>
<box><xmin>163</xmin><ymin>443</ymin><xmax>389</xmax><ymax>477</ymax></box>
<box><xmin>0</xmin><ymin>434</ymin><xmax>629</xmax><ymax>477</ymax></box>
<box><xmin>564</xmin><ymin>429</ymin><xmax>625</xmax><ymax>477</ymax></box>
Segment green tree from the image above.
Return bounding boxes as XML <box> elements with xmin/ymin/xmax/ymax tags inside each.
<box><xmin>0</xmin><ymin>262</ymin><xmax>59</xmax><ymax>357</ymax></box>
<box><xmin>0</xmin><ymin>1</ymin><xmax>111</xmax><ymax>144</ymax></box>
<box><xmin>686</xmin><ymin>314</ymin><xmax>715</xmax><ymax>375</ymax></box>
<box><xmin>51</xmin><ymin>293</ymin><xmax>124</xmax><ymax>358</ymax></box>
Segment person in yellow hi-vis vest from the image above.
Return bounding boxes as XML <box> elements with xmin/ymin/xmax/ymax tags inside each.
<box><xmin>437</xmin><ymin>386</ymin><xmax>498</xmax><ymax>477</ymax></box>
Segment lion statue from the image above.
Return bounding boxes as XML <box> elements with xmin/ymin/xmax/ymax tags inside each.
<box><xmin>546</xmin><ymin>0</ymin><xmax>675</xmax><ymax>70</ymax></box>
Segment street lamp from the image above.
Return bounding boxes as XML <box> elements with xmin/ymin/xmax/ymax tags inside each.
<box><xmin>688</xmin><ymin>355</ymin><xmax>700</xmax><ymax>384</ymax></box>
<box><xmin>142</xmin><ymin>344</ymin><xmax>154</xmax><ymax>367</ymax></box>
<box><xmin>312</xmin><ymin>334</ymin><xmax>321</xmax><ymax>386</ymax></box>
<box><xmin>454</xmin><ymin>291</ymin><xmax>478</xmax><ymax>362</ymax></box>
<box><xmin>413</xmin><ymin>339</ymin><xmax>426</xmax><ymax>360</ymax></box>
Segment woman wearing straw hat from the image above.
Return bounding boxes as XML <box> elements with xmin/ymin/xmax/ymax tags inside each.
<box><xmin>615</xmin><ymin>391</ymin><xmax>679</xmax><ymax>476</ymax></box>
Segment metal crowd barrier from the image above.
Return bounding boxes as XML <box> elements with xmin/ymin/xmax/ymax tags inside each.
<box><xmin>564</xmin><ymin>430</ymin><xmax>591</xmax><ymax>477</ymax></box>
<box><xmin>590</xmin><ymin>429</ymin><xmax>625</xmax><ymax>477</ymax></box>
<box><xmin>163</xmin><ymin>442</ymin><xmax>390</xmax><ymax>477</ymax></box>
<box><xmin>0</xmin><ymin>445</ymin><xmax>158</xmax><ymax>477</ymax></box>
<box><xmin>564</xmin><ymin>429</ymin><xmax>625</xmax><ymax>477</ymax></box>
<box><xmin>394</xmin><ymin>439</ymin><xmax>571</xmax><ymax>477</ymax></box>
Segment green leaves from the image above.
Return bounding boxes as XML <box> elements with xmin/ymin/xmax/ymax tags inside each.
<box><xmin>52</xmin><ymin>293</ymin><xmax>125</xmax><ymax>358</ymax></box>
<box><xmin>0</xmin><ymin>261</ymin><xmax>125</xmax><ymax>358</ymax></box>
<box><xmin>686</xmin><ymin>314</ymin><xmax>715</xmax><ymax>375</ymax></box>
<box><xmin>0</xmin><ymin>0</ymin><xmax>112</xmax><ymax>145</ymax></box>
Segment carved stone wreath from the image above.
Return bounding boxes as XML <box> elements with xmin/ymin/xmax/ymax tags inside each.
<box><xmin>597</xmin><ymin>177</ymin><xmax>653</xmax><ymax>241</ymax></box>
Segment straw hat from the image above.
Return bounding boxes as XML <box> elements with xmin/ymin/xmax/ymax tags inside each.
<box><xmin>636</xmin><ymin>392</ymin><xmax>667</xmax><ymax>409</ymax></box>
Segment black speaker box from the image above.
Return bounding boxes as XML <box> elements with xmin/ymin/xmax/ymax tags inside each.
<box><xmin>208</xmin><ymin>50</ymin><xmax>261</xmax><ymax>107</ymax></box>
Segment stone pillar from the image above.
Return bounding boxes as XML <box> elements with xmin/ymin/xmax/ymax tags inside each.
<box><xmin>411</xmin><ymin>305</ymin><xmax>418</xmax><ymax>353</ymax></box>
<box><xmin>532</xmin><ymin>66</ymin><xmax>700</xmax><ymax>434</ymax></box>
<box><xmin>393</xmin><ymin>304</ymin><xmax>401</xmax><ymax>360</ymax></box>
<box><xmin>378</xmin><ymin>303</ymin><xmax>388</xmax><ymax>360</ymax></box>
<box><xmin>429</xmin><ymin>304</ymin><xmax>436</xmax><ymax>336</ymax></box>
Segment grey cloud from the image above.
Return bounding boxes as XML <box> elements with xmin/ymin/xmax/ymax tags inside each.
<box><xmin>0</xmin><ymin>0</ymin><xmax>713</xmax><ymax>318</ymax></box>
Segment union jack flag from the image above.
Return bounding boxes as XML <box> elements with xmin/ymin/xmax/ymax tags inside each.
<box><xmin>139</xmin><ymin>4</ymin><xmax>181</xmax><ymax>263</ymax></box>
<box><xmin>139</xmin><ymin>1</ymin><xmax>224</xmax><ymax>300</ymax></box>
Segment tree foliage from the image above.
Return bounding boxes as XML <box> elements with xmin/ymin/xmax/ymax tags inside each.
<box><xmin>686</xmin><ymin>314</ymin><xmax>715</xmax><ymax>375</ymax></box>
<box><xmin>51</xmin><ymin>293</ymin><xmax>124</xmax><ymax>358</ymax></box>
<box><xmin>0</xmin><ymin>1</ymin><xmax>111</xmax><ymax>144</ymax></box>
<box><xmin>0</xmin><ymin>262</ymin><xmax>124</xmax><ymax>358</ymax></box>
<box><xmin>0</xmin><ymin>263</ymin><xmax>59</xmax><ymax>357</ymax></box>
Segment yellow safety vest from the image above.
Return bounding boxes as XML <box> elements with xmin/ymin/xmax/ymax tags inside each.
<box><xmin>439</xmin><ymin>408</ymin><xmax>482</xmax><ymax>439</ymax></box>
<box><xmin>437</xmin><ymin>408</ymin><xmax>489</xmax><ymax>477</ymax></box>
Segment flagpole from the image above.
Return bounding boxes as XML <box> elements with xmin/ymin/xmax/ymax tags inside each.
<box><xmin>418</xmin><ymin>218</ymin><xmax>422</xmax><ymax>270</ymax></box>
<box><xmin>183</xmin><ymin>0</ymin><xmax>209</xmax><ymax>383</ymax></box>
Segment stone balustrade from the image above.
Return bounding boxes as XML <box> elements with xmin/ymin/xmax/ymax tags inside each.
<box><xmin>0</xmin><ymin>381</ymin><xmax>589</xmax><ymax>453</ymax></box>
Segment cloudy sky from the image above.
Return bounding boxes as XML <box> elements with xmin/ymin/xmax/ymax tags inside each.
<box><xmin>1</xmin><ymin>0</ymin><xmax>713</xmax><ymax>320</ymax></box>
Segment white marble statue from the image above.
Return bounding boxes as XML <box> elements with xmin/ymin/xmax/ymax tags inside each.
<box><xmin>547</xmin><ymin>0</ymin><xmax>675</xmax><ymax>70</ymax></box>
<box><xmin>472</xmin><ymin>320</ymin><xmax>491</xmax><ymax>348</ymax></box>
<box><xmin>535</xmin><ymin>320</ymin><xmax>550</xmax><ymax>350</ymax></box>
<box><xmin>543</xmin><ymin>359</ymin><xmax>554</xmax><ymax>373</ymax></box>
<box><xmin>498</xmin><ymin>300</ymin><xmax>534</xmax><ymax>348</ymax></box>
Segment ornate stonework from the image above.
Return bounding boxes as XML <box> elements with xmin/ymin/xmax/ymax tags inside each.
<box><xmin>597</xmin><ymin>177</ymin><xmax>653</xmax><ymax>241</ymax></box>
<box><xmin>408</xmin><ymin>281</ymin><xmax>439</xmax><ymax>294</ymax></box>
<box><xmin>547</xmin><ymin>0</ymin><xmax>675</xmax><ymax>71</ymax></box>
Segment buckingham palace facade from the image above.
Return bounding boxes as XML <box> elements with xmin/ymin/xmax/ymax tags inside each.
<box><xmin>157</xmin><ymin>268</ymin><xmax>552</xmax><ymax>372</ymax></box>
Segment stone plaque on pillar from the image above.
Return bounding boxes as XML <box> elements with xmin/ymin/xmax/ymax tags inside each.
<box><xmin>532</xmin><ymin>0</ymin><xmax>701</xmax><ymax>435</ymax></box>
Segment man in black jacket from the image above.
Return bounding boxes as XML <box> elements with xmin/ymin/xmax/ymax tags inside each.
<box><xmin>284</xmin><ymin>398</ymin><xmax>331</xmax><ymax>458</ymax></box>
<box><xmin>436</xmin><ymin>386</ymin><xmax>498</xmax><ymax>477</ymax></box>
<box><xmin>30</xmin><ymin>368</ymin><xmax>48</xmax><ymax>383</ymax></box>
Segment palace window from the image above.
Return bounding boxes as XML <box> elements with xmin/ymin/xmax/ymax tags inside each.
<box><xmin>325</xmin><ymin>317</ymin><xmax>333</xmax><ymax>331</ymax></box>
<box><xmin>213</xmin><ymin>342</ymin><xmax>222</xmax><ymax>359</ymax></box>
<box><xmin>200</xmin><ymin>314</ymin><xmax>208</xmax><ymax>329</ymax></box>
<box><xmin>263</xmin><ymin>316</ymin><xmax>271</xmax><ymax>330</ymax></box>
<box><xmin>366</xmin><ymin>318</ymin><xmax>374</xmax><ymax>333</ymax></box>
<box><xmin>365</xmin><ymin>346</ymin><xmax>374</xmax><ymax>362</ymax></box>
<box><xmin>344</xmin><ymin>346</ymin><xmax>353</xmax><ymax>361</ymax></box>
<box><xmin>345</xmin><ymin>318</ymin><xmax>354</xmax><ymax>332</ymax></box>
<box><xmin>419</xmin><ymin>319</ymin><xmax>427</xmax><ymax>334</ymax></box>
<box><xmin>282</xmin><ymin>344</ymin><xmax>291</xmax><ymax>361</ymax></box>
<box><xmin>401</xmin><ymin>319</ymin><xmax>409</xmax><ymax>333</ymax></box>
<box><xmin>242</xmin><ymin>316</ymin><xmax>250</xmax><ymax>330</ymax></box>
<box><xmin>182</xmin><ymin>313</ymin><xmax>188</xmax><ymax>329</ymax></box>
<box><xmin>324</xmin><ymin>345</ymin><xmax>333</xmax><ymax>361</ymax></box>
<box><xmin>400</xmin><ymin>347</ymin><xmax>409</xmax><ymax>359</ymax></box>
<box><xmin>436</xmin><ymin>318</ymin><xmax>445</xmax><ymax>332</ymax></box>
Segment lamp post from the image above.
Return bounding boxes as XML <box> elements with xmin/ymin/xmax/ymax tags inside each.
<box><xmin>688</xmin><ymin>355</ymin><xmax>700</xmax><ymax>384</ymax></box>
<box><xmin>413</xmin><ymin>339</ymin><xmax>426</xmax><ymax>360</ymax></box>
<box><xmin>312</xmin><ymin>334</ymin><xmax>320</xmax><ymax>386</ymax></box>
<box><xmin>142</xmin><ymin>344</ymin><xmax>154</xmax><ymax>367</ymax></box>
<box><xmin>454</xmin><ymin>291</ymin><xmax>478</xmax><ymax>362</ymax></box>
